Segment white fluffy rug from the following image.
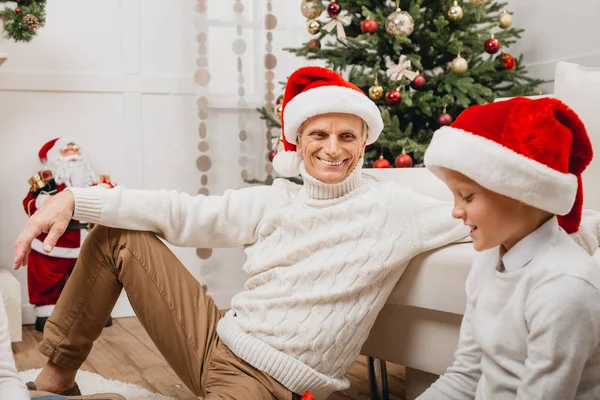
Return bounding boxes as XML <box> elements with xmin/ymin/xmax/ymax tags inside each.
<box><xmin>19</xmin><ymin>369</ymin><xmax>175</xmax><ymax>400</ymax></box>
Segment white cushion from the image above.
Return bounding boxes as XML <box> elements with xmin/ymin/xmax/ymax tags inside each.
<box><xmin>363</xmin><ymin>168</ymin><xmax>453</xmax><ymax>202</ymax></box>
<box><xmin>554</xmin><ymin>61</ymin><xmax>600</xmax><ymax>211</ymax></box>
<box><xmin>388</xmin><ymin>243</ymin><xmax>474</xmax><ymax>315</ymax></box>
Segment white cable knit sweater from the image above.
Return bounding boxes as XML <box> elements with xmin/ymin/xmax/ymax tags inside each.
<box><xmin>68</xmin><ymin>161</ymin><xmax>467</xmax><ymax>399</ymax></box>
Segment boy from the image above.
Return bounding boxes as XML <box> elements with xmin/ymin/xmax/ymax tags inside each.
<box><xmin>419</xmin><ymin>97</ymin><xmax>600</xmax><ymax>399</ymax></box>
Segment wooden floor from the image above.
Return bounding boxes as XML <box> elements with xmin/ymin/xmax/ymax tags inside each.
<box><xmin>13</xmin><ymin>317</ymin><xmax>406</xmax><ymax>400</ymax></box>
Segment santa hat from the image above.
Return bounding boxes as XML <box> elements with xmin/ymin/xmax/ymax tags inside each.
<box><xmin>424</xmin><ymin>97</ymin><xmax>593</xmax><ymax>233</ymax></box>
<box><xmin>39</xmin><ymin>137</ymin><xmax>80</xmax><ymax>165</ymax></box>
<box><xmin>272</xmin><ymin>66</ymin><xmax>384</xmax><ymax>176</ymax></box>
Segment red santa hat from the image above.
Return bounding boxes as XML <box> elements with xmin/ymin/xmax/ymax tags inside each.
<box><xmin>424</xmin><ymin>96</ymin><xmax>593</xmax><ymax>233</ymax></box>
<box><xmin>273</xmin><ymin>66</ymin><xmax>384</xmax><ymax>176</ymax></box>
<box><xmin>39</xmin><ymin>137</ymin><xmax>80</xmax><ymax>165</ymax></box>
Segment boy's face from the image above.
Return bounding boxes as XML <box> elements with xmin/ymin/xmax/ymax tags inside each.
<box><xmin>441</xmin><ymin>168</ymin><xmax>533</xmax><ymax>252</ymax></box>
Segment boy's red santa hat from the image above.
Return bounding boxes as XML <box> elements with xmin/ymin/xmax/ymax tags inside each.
<box><xmin>273</xmin><ymin>66</ymin><xmax>384</xmax><ymax>176</ymax></box>
<box><xmin>39</xmin><ymin>137</ymin><xmax>80</xmax><ymax>164</ymax></box>
<box><xmin>425</xmin><ymin>96</ymin><xmax>593</xmax><ymax>233</ymax></box>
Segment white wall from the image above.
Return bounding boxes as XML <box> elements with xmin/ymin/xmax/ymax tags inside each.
<box><xmin>0</xmin><ymin>0</ymin><xmax>599</xmax><ymax>322</ymax></box>
<box><xmin>505</xmin><ymin>0</ymin><xmax>600</xmax><ymax>92</ymax></box>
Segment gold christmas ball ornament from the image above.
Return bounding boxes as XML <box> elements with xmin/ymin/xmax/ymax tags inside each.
<box><xmin>300</xmin><ymin>0</ymin><xmax>325</xmax><ymax>20</ymax></box>
<box><xmin>369</xmin><ymin>84</ymin><xmax>384</xmax><ymax>101</ymax></box>
<box><xmin>448</xmin><ymin>1</ymin><xmax>464</xmax><ymax>21</ymax></box>
<box><xmin>450</xmin><ymin>55</ymin><xmax>469</xmax><ymax>74</ymax></box>
<box><xmin>275</xmin><ymin>103</ymin><xmax>283</xmax><ymax>119</ymax></box>
<box><xmin>385</xmin><ymin>8</ymin><xmax>414</xmax><ymax>37</ymax></box>
<box><xmin>498</xmin><ymin>10</ymin><xmax>513</xmax><ymax>29</ymax></box>
<box><xmin>307</xmin><ymin>19</ymin><xmax>321</xmax><ymax>35</ymax></box>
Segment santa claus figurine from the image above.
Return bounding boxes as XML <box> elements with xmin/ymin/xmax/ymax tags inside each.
<box><xmin>23</xmin><ymin>137</ymin><xmax>115</xmax><ymax>332</ymax></box>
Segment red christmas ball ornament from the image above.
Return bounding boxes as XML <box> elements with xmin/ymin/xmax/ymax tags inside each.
<box><xmin>410</xmin><ymin>75</ymin><xmax>426</xmax><ymax>90</ymax></box>
<box><xmin>268</xmin><ymin>150</ymin><xmax>277</xmax><ymax>162</ymax></box>
<box><xmin>496</xmin><ymin>53</ymin><xmax>515</xmax><ymax>70</ymax></box>
<box><xmin>326</xmin><ymin>1</ymin><xmax>342</xmax><ymax>18</ymax></box>
<box><xmin>374</xmin><ymin>155</ymin><xmax>391</xmax><ymax>168</ymax></box>
<box><xmin>300</xmin><ymin>391</ymin><xmax>317</xmax><ymax>400</ymax></box>
<box><xmin>15</xmin><ymin>7</ymin><xmax>21</xmax><ymax>12</ymax></box>
<box><xmin>308</xmin><ymin>38</ymin><xmax>321</xmax><ymax>52</ymax></box>
<box><xmin>438</xmin><ymin>112</ymin><xmax>453</xmax><ymax>126</ymax></box>
<box><xmin>361</xmin><ymin>18</ymin><xmax>379</xmax><ymax>34</ymax></box>
<box><xmin>395</xmin><ymin>150</ymin><xmax>413</xmax><ymax>168</ymax></box>
<box><xmin>385</xmin><ymin>89</ymin><xmax>402</xmax><ymax>105</ymax></box>
<box><xmin>484</xmin><ymin>37</ymin><xmax>501</xmax><ymax>54</ymax></box>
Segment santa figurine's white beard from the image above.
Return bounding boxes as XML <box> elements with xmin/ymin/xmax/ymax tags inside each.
<box><xmin>47</xmin><ymin>155</ymin><xmax>97</xmax><ymax>188</ymax></box>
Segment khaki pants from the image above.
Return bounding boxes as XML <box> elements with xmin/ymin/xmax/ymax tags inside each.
<box><xmin>40</xmin><ymin>226</ymin><xmax>296</xmax><ymax>400</ymax></box>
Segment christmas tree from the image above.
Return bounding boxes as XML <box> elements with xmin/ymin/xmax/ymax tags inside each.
<box><xmin>258</xmin><ymin>0</ymin><xmax>543</xmax><ymax>171</ymax></box>
<box><xmin>0</xmin><ymin>0</ymin><xmax>46</xmax><ymax>43</ymax></box>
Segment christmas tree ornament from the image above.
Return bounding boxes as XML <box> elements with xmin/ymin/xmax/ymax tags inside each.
<box><xmin>23</xmin><ymin>14</ymin><xmax>40</xmax><ymax>31</ymax></box>
<box><xmin>275</xmin><ymin>103</ymin><xmax>283</xmax><ymax>119</ymax></box>
<box><xmin>386</xmin><ymin>0</ymin><xmax>414</xmax><ymax>37</ymax></box>
<box><xmin>369</xmin><ymin>73</ymin><xmax>384</xmax><ymax>101</ymax></box>
<box><xmin>438</xmin><ymin>107</ymin><xmax>453</xmax><ymax>126</ymax></box>
<box><xmin>395</xmin><ymin>149</ymin><xmax>413</xmax><ymax>168</ymax></box>
<box><xmin>15</xmin><ymin>7</ymin><xmax>21</xmax><ymax>12</ymax></box>
<box><xmin>268</xmin><ymin>150</ymin><xmax>278</xmax><ymax>162</ymax></box>
<box><xmin>386</xmin><ymin>55</ymin><xmax>419</xmax><ymax>82</ymax></box>
<box><xmin>307</xmin><ymin>19</ymin><xmax>321</xmax><ymax>35</ymax></box>
<box><xmin>369</xmin><ymin>84</ymin><xmax>384</xmax><ymax>100</ymax></box>
<box><xmin>410</xmin><ymin>75</ymin><xmax>426</xmax><ymax>90</ymax></box>
<box><xmin>469</xmin><ymin>0</ymin><xmax>489</xmax><ymax>4</ymax></box>
<box><xmin>361</xmin><ymin>18</ymin><xmax>378</xmax><ymax>34</ymax></box>
<box><xmin>300</xmin><ymin>0</ymin><xmax>324</xmax><ymax>20</ymax></box>
<box><xmin>385</xmin><ymin>89</ymin><xmax>402</xmax><ymax>105</ymax></box>
<box><xmin>308</xmin><ymin>38</ymin><xmax>321</xmax><ymax>51</ymax></box>
<box><xmin>485</xmin><ymin>36</ymin><xmax>501</xmax><ymax>54</ymax></box>
<box><xmin>276</xmin><ymin>95</ymin><xmax>284</xmax><ymax>105</ymax></box>
<box><xmin>300</xmin><ymin>391</ymin><xmax>316</xmax><ymax>400</ymax></box>
<box><xmin>322</xmin><ymin>11</ymin><xmax>352</xmax><ymax>38</ymax></box>
<box><xmin>374</xmin><ymin>155</ymin><xmax>391</xmax><ymax>168</ymax></box>
<box><xmin>448</xmin><ymin>1</ymin><xmax>464</xmax><ymax>21</ymax></box>
<box><xmin>497</xmin><ymin>10</ymin><xmax>513</xmax><ymax>29</ymax></box>
<box><xmin>496</xmin><ymin>52</ymin><xmax>516</xmax><ymax>70</ymax></box>
<box><xmin>326</xmin><ymin>1</ymin><xmax>342</xmax><ymax>18</ymax></box>
<box><xmin>450</xmin><ymin>55</ymin><xmax>469</xmax><ymax>74</ymax></box>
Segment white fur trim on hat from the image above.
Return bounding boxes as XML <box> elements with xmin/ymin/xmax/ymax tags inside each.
<box><xmin>283</xmin><ymin>86</ymin><xmax>383</xmax><ymax>145</ymax></box>
<box><xmin>45</xmin><ymin>137</ymin><xmax>79</xmax><ymax>165</ymax></box>
<box><xmin>424</xmin><ymin>126</ymin><xmax>578</xmax><ymax>215</ymax></box>
<box><xmin>272</xmin><ymin>151</ymin><xmax>302</xmax><ymax>177</ymax></box>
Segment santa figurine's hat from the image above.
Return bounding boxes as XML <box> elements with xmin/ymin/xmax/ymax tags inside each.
<box><xmin>272</xmin><ymin>66</ymin><xmax>384</xmax><ymax>177</ymax></box>
<box><xmin>424</xmin><ymin>97</ymin><xmax>593</xmax><ymax>233</ymax></box>
<box><xmin>38</xmin><ymin>137</ymin><xmax>79</xmax><ymax>165</ymax></box>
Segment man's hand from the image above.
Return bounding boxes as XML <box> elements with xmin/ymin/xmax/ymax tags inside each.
<box><xmin>13</xmin><ymin>190</ymin><xmax>75</xmax><ymax>270</ymax></box>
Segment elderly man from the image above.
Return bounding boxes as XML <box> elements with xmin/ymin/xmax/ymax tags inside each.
<box><xmin>14</xmin><ymin>66</ymin><xmax>467</xmax><ymax>399</ymax></box>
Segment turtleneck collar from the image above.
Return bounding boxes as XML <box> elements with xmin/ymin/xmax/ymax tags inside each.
<box><xmin>299</xmin><ymin>158</ymin><xmax>365</xmax><ymax>200</ymax></box>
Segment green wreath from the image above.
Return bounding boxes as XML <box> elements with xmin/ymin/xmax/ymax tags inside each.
<box><xmin>1</xmin><ymin>1</ymin><xmax>46</xmax><ymax>43</ymax></box>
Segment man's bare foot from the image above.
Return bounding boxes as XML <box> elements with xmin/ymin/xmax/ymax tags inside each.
<box><xmin>33</xmin><ymin>360</ymin><xmax>77</xmax><ymax>394</ymax></box>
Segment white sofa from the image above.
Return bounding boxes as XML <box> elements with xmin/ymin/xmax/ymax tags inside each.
<box><xmin>0</xmin><ymin>269</ymin><xmax>23</xmax><ymax>342</ymax></box>
<box><xmin>359</xmin><ymin>61</ymin><xmax>600</xmax><ymax>400</ymax></box>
